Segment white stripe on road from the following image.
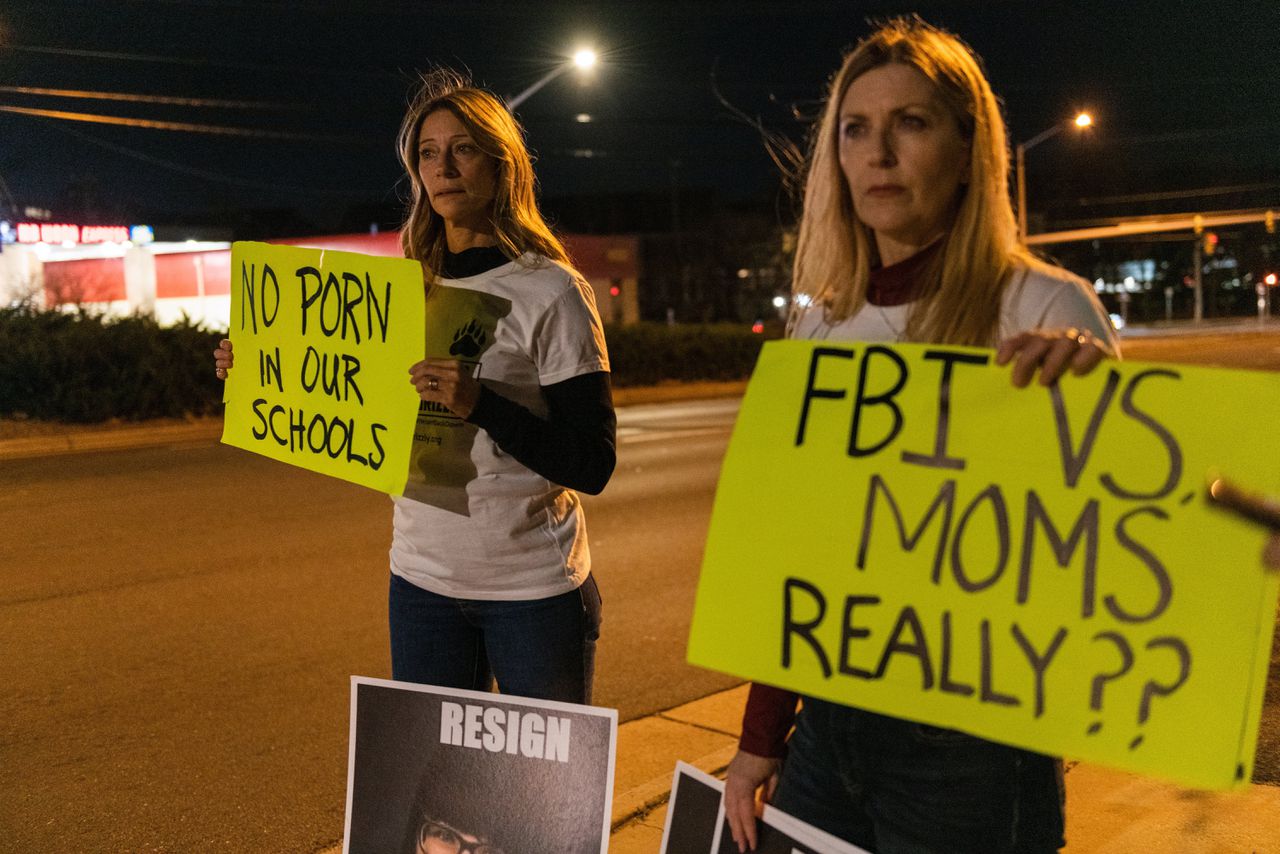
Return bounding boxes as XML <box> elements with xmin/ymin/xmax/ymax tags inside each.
<box><xmin>618</xmin><ymin>426</ymin><xmax>733</xmax><ymax>445</ymax></box>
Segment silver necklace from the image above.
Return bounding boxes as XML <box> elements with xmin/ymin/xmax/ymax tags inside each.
<box><xmin>873</xmin><ymin>301</ymin><xmax>906</xmax><ymax>341</ymax></box>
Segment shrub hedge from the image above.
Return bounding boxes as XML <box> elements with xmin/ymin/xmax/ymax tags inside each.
<box><xmin>603</xmin><ymin>322</ymin><xmax>772</xmax><ymax>387</ymax></box>
<box><xmin>0</xmin><ymin>307</ymin><xmax>772</xmax><ymax>422</ymax></box>
<box><xmin>0</xmin><ymin>306</ymin><xmax>224</xmax><ymax>422</ymax></box>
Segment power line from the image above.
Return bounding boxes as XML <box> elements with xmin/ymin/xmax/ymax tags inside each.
<box><xmin>41</xmin><ymin>119</ymin><xmax>379</xmax><ymax>198</ymax></box>
<box><xmin>0</xmin><ymin>85</ymin><xmax>308</xmax><ymax>111</ymax></box>
<box><xmin>0</xmin><ymin>103</ymin><xmax>368</xmax><ymax>143</ymax></box>
<box><xmin>4</xmin><ymin>43</ymin><xmax>398</xmax><ymax>80</ymax></box>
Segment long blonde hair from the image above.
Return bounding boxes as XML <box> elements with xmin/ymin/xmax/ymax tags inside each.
<box><xmin>397</xmin><ymin>69</ymin><xmax>570</xmax><ymax>282</ymax></box>
<box><xmin>792</xmin><ymin>17</ymin><xmax>1040</xmax><ymax>346</ymax></box>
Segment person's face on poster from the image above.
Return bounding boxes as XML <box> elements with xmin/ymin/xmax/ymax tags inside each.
<box><xmin>416</xmin><ymin>815</ymin><xmax>502</xmax><ymax>854</ymax></box>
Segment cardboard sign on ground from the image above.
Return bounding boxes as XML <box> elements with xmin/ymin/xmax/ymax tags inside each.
<box><xmin>344</xmin><ymin>677</ymin><xmax>617</xmax><ymax>854</ymax></box>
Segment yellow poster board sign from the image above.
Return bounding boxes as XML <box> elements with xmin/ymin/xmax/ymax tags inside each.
<box><xmin>688</xmin><ymin>340</ymin><xmax>1280</xmax><ymax>789</ymax></box>
<box><xmin>221</xmin><ymin>241</ymin><xmax>425</xmax><ymax>495</ymax></box>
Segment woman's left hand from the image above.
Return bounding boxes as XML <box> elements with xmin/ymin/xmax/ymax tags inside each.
<box><xmin>409</xmin><ymin>358</ymin><xmax>481</xmax><ymax>419</ymax></box>
<box><xmin>995</xmin><ymin>327</ymin><xmax>1114</xmax><ymax>388</ymax></box>
<box><xmin>723</xmin><ymin>749</ymin><xmax>782</xmax><ymax>853</ymax></box>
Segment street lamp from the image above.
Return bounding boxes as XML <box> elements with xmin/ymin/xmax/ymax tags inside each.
<box><xmin>1015</xmin><ymin>111</ymin><xmax>1093</xmax><ymax>237</ymax></box>
<box><xmin>505</xmin><ymin>48</ymin><xmax>598</xmax><ymax>111</ymax></box>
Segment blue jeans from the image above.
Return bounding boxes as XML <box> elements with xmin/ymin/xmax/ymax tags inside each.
<box><xmin>387</xmin><ymin>572</ymin><xmax>602</xmax><ymax>704</ymax></box>
<box><xmin>773</xmin><ymin>699</ymin><xmax>1064</xmax><ymax>853</ymax></box>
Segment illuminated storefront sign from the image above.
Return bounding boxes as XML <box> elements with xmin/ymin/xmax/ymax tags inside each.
<box><xmin>13</xmin><ymin>222</ymin><xmax>149</xmax><ymax>245</ymax></box>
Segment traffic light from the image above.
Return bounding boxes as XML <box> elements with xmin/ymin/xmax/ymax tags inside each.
<box><xmin>608</xmin><ymin>284</ymin><xmax>621</xmax><ymax>297</ymax></box>
<box><xmin>1203</xmin><ymin>232</ymin><xmax>1218</xmax><ymax>255</ymax></box>
<box><xmin>1267</xmin><ymin>211</ymin><xmax>1276</xmax><ymax>235</ymax></box>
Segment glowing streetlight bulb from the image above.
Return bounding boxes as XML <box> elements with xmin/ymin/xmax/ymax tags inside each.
<box><xmin>506</xmin><ymin>47</ymin><xmax>600</xmax><ymax>110</ymax></box>
<box><xmin>1016</xmin><ymin>110</ymin><xmax>1098</xmax><ymax>236</ymax></box>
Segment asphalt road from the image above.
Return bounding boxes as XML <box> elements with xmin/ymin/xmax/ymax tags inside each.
<box><xmin>1121</xmin><ymin>327</ymin><xmax>1280</xmax><ymax>372</ymax></box>
<box><xmin>4</xmin><ymin>328</ymin><xmax>1280</xmax><ymax>852</ymax></box>
<box><xmin>0</xmin><ymin>399</ymin><xmax>741</xmax><ymax>853</ymax></box>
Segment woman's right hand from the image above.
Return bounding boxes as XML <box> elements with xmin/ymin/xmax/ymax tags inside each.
<box><xmin>995</xmin><ymin>327</ymin><xmax>1113</xmax><ymax>388</ymax></box>
<box><xmin>213</xmin><ymin>338</ymin><xmax>233</xmax><ymax>380</ymax></box>
<box><xmin>723</xmin><ymin>749</ymin><xmax>782</xmax><ymax>853</ymax></box>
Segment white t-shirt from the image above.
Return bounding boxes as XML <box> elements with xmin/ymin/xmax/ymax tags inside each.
<box><xmin>791</xmin><ymin>263</ymin><xmax>1119</xmax><ymax>349</ymax></box>
<box><xmin>389</xmin><ymin>253</ymin><xmax>610</xmax><ymax>600</ymax></box>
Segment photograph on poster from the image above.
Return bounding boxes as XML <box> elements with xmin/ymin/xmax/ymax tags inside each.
<box><xmin>343</xmin><ymin>677</ymin><xmax>617</xmax><ymax>854</ymax></box>
<box><xmin>660</xmin><ymin>762</ymin><xmax>869</xmax><ymax>854</ymax></box>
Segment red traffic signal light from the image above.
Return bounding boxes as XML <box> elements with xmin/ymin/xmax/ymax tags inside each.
<box><xmin>1203</xmin><ymin>232</ymin><xmax>1219</xmax><ymax>255</ymax></box>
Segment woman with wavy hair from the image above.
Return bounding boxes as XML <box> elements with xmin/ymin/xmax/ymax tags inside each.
<box><xmin>722</xmin><ymin>18</ymin><xmax>1117</xmax><ymax>854</ymax></box>
<box><xmin>396</xmin><ymin>70</ymin><xmax>573</xmax><ymax>284</ymax></box>
<box><xmin>216</xmin><ymin>70</ymin><xmax>614</xmax><ymax>704</ymax></box>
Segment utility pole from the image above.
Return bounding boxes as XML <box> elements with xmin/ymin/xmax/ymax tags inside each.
<box><xmin>1192</xmin><ymin>238</ymin><xmax>1203</xmax><ymax>322</ymax></box>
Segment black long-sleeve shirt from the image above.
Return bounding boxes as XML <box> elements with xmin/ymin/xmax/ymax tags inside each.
<box><xmin>443</xmin><ymin>245</ymin><xmax>617</xmax><ymax>495</ymax></box>
<box><xmin>466</xmin><ymin>372</ymin><xmax>616</xmax><ymax>494</ymax></box>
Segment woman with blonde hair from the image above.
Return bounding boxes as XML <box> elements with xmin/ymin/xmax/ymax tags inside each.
<box><xmin>215</xmin><ymin>70</ymin><xmax>614</xmax><ymax>704</ymax></box>
<box><xmin>723</xmin><ymin>18</ymin><xmax>1117</xmax><ymax>853</ymax></box>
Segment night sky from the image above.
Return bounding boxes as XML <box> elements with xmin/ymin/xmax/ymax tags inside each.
<box><xmin>2</xmin><ymin>0</ymin><xmax>1277</xmax><ymax>234</ymax></box>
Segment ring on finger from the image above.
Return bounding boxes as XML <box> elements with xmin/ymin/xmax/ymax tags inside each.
<box><xmin>426</xmin><ymin>376</ymin><xmax>439</xmax><ymax>391</ymax></box>
<box><xmin>1075</xmin><ymin>333</ymin><xmax>1089</xmax><ymax>345</ymax></box>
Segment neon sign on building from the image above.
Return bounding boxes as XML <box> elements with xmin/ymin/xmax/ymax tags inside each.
<box><xmin>14</xmin><ymin>223</ymin><xmax>145</xmax><ymax>245</ymax></box>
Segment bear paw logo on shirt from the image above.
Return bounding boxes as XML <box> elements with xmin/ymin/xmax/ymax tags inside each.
<box><xmin>450</xmin><ymin>319</ymin><xmax>486</xmax><ymax>358</ymax></box>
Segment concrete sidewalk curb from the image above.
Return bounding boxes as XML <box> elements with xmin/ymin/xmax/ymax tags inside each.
<box><xmin>0</xmin><ymin>420</ymin><xmax>224</xmax><ymax>461</ymax></box>
<box><xmin>610</xmin><ymin>742</ymin><xmax>738</xmax><ymax>831</ymax></box>
<box><xmin>0</xmin><ymin>382</ymin><xmax>747</xmax><ymax>463</ymax></box>
<box><xmin>607</xmin><ymin>685</ymin><xmax>749</xmax><ymax>829</ymax></box>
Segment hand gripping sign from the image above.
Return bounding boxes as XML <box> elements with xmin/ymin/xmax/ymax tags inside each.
<box><xmin>688</xmin><ymin>340</ymin><xmax>1280</xmax><ymax>789</ymax></box>
<box><xmin>221</xmin><ymin>241</ymin><xmax>425</xmax><ymax>495</ymax></box>
<box><xmin>661</xmin><ymin>762</ymin><xmax>869</xmax><ymax>854</ymax></box>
